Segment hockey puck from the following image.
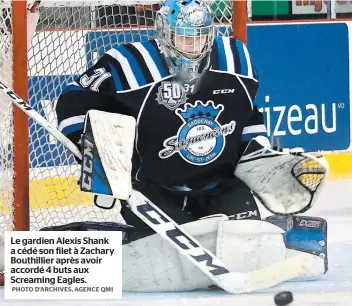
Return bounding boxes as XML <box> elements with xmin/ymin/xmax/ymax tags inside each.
<box><xmin>274</xmin><ymin>291</ymin><xmax>293</xmax><ymax>306</ymax></box>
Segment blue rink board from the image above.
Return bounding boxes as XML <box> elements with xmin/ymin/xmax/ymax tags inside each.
<box><xmin>247</xmin><ymin>22</ymin><xmax>350</xmax><ymax>151</ymax></box>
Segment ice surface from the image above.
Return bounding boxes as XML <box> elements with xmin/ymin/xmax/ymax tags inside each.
<box><xmin>1</xmin><ymin>179</ymin><xmax>351</xmax><ymax>305</ymax></box>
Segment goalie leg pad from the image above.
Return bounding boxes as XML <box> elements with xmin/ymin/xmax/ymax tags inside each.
<box><xmin>122</xmin><ymin>216</ymin><xmax>327</xmax><ymax>292</ymax></box>
<box><xmin>216</xmin><ymin>219</ymin><xmax>287</xmax><ymax>273</ymax></box>
<box><xmin>123</xmin><ymin>215</ymin><xmax>227</xmax><ymax>292</ymax></box>
<box><xmin>217</xmin><ymin>219</ymin><xmax>326</xmax><ymax>282</ymax></box>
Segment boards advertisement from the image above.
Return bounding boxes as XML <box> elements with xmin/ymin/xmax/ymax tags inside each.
<box><xmin>248</xmin><ymin>22</ymin><xmax>350</xmax><ymax>152</ymax></box>
<box><xmin>292</xmin><ymin>0</ymin><xmax>352</xmax><ymax>14</ymax></box>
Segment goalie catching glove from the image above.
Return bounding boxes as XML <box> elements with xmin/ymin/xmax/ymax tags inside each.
<box><xmin>234</xmin><ymin>136</ymin><xmax>329</xmax><ymax>215</ymax></box>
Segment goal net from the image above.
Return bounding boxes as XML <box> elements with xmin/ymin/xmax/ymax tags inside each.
<box><xmin>0</xmin><ymin>0</ymin><xmax>244</xmax><ymax>283</ymax></box>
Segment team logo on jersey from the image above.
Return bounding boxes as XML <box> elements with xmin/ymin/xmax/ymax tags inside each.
<box><xmin>156</xmin><ymin>81</ymin><xmax>188</xmax><ymax>111</ymax></box>
<box><xmin>159</xmin><ymin>100</ymin><xmax>236</xmax><ymax>165</ymax></box>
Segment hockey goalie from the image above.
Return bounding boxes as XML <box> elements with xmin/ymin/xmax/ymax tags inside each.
<box><xmin>52</xmin><ymin>0</ymin><xmax>329</xmax><ymax>293</ymax></box>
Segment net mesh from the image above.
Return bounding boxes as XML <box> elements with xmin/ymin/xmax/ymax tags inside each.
<box><xmin>0</xmin><ymin>0</ymin><xmax>233</xmax><ymax>273</ymax></box>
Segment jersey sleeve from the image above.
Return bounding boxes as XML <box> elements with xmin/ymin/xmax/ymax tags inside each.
<box><xmin>56</xmin><ymin>54</ymin><xmax>123</xmax><ymax>147</ymax></box>
<box><xmin>56</xmin><ymin>40</ymin><xmax>169</xmax><ymax>147</ymax></box>
<box><xmin>211</xmin><ymin>37</ymin><xmax>259</xmax><ymax>104</ymax></box>
<box><xmin>238</xmin><ymin>104</ymin><xmax>269</xmax><ymax>158</ymax></box>
<box><xmin>241</xmin><ymin>106</ymin><xmax>268</xmax><ymax>142</ymax></box>
<box><xmin>211</xmin><ymin>37</ymin><xmax>258</xmax><ymax>81</ymax></box>
<box><xmin>226</xmin><ymin>40</ymin><xmax>268</xmax><ymax>150</ymax></box>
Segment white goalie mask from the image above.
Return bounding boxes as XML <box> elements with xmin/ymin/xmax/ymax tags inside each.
<box><xmin>155</xmin><ymin>0</ymin><xmax>215</xmax><ymax>90</ymax></box>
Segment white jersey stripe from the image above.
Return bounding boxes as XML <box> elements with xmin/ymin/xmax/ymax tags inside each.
<box><xmin>58</xmin><ymin>115</ymin><xmax>85</xmax><ymax>132</ymax></box>
<box><xmin>242</xmin><ymin>43</ymin><xmax>254</xmax><ymax>79</ymax></box>
<box><xmin>132</xmin><ymin>42</ymin><xmax>162</xmax><ymax>82</ymax></box>
<box><xmin>107</xmin><ymin>48</ymin><xmax>139</xmax><ymax>89</ymax></box>
<box><xmin>222</xmin><ymin>37</ymin><xmax>235</xmax><ymax>74</ymax></box>
<box><xmin>242</xmin><ymin>124</ymin><xmax>267</xmax><ymax>135</ymax></box>
<box><xmin>66</xmin><ymin>81</ymin><xmax>80</xmax><ymax>87</ymax></box>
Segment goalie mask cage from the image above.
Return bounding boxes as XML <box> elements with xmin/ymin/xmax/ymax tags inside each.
<box><xmin>0</xmin><ymin>0</ymin><xmax>246</xmax><ymax>284</ymax></box>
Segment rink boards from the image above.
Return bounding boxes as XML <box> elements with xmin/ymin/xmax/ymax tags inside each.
<box><xmin>25</xmin><ymin>21</ymin><xmax>352</xmax><ymax>209</ymax></box>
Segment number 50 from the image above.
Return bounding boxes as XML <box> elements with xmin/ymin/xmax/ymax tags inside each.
<box><xmin>163</xmin><ymin>83</ymin><xmax>181</xmax><ymax>99</ymax></box>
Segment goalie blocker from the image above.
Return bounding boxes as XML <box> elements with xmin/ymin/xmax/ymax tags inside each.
<box><xmin>80</xmin><ymin>110</ymin><xmax>135</xmax><ymax>203</ymax></box>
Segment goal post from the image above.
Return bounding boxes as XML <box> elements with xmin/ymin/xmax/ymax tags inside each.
<box><xmin>233</xmin><ymin>1</ymin><xmax>247</xmax><ymax>43</ymax></box>
<box><xmin>0</xmin><ymin>0</ymin><xmax>247</xmax><ymax>285</ymax></box>
<box><xmin>13</xmin><ymin>0</ymin><xmax>31</xmax><ymax>231</ymax></box>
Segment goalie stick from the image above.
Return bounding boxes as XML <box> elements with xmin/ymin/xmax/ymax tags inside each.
<box><xmin>0</xmin><ymin>80</ymin><xmax>321</xmax><ymax>294</ymax></box>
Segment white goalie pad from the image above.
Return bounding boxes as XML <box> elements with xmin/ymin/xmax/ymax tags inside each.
<box><xmin>80</xmin><ymin>110</ymin><xmax>136</xmax><ymax>200</ymax></box>
<box><xmin>234</xmin><ymin>138</ymin><xmax>329</xmax><ymax>214</ymax></box>
<box><xmin>122</xmin><ymin>217</ymin><xmax>324</xmax><ymax>292</ymax></box>
<box><xmin>123</xmin><ymin>216</ymin><xmax>226</xmax><ymax>292</ymax></box>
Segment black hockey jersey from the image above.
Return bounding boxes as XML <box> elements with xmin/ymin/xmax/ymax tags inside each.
<box><xmin>56</xmin><ymin>37</ymin><xmax>267</xmax><ymax>191</ymax></box>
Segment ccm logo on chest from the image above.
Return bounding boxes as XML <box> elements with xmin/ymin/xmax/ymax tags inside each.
<box><xmin>213</xmin><ymin>89</ymin><xmax>235</xmax><ymax>95</ymax></box>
